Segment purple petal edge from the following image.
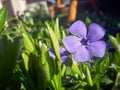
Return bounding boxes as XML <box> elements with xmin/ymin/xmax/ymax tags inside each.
<box><xmin>87</xmin><ymin>23</ymin><xmax>105</xmax><ymax>42</ymax></box>
<box><xmin>69</xmin><ymin>20</ymin><xmax>87</xmax><ymax>39</ymax></box>
<box><xmin>62</xmin><ymin>36</ymin><xmax>81</xmax><ymax>53</ymax></box>
<box><xmin>73</xmin><ymin>46</ymin><xmax>91</xmax><ymax>62</ymax></box>
<box><xmin>87</xmin><ymin>41</ymin><xmax>106</xmax><ymax>57</ymax></box>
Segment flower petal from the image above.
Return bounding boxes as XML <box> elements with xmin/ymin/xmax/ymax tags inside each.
<box><xmin>48</xmin><ymin>48</ymin><xmax>69</xmax><ymax>63</ymax></box>
<box><xmin>73</xmin><ymin>46</ymin><xmax>91</xmax><ymax>62</ymax></box>
<box><xmin>87</xmin><ymin>23</ymin><xmax>105</xmax><ymax>42</ymax></box>
<box><xmin>48</xmin><ymin>48</ymin><xmax>55</xmax><ymax>59</ymax></box>
<box><xmin>62</xmin><ymin>36</ymin><xmax>81</xmax><ymax>53</ymax></box>
<box><xmin>60</xmin><ymin>48</ymin><xmax>69</xmax><ymax>62</ymax></box>
<box><xmin>69</xmin><ymin>20</ymin><xmax>87</xmax><ymax>39</ymax></box>
<box><xmin>87</xmin><ymin>41</ymin><xmax>106</xmax><ymax>57</ymax></box>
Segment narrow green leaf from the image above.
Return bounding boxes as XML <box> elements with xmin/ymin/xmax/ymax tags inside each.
<box><xmin>113</xmin><ymin>72</ymin><xmax>120</xmax><ymax>89</ymax></box>
<box><xmin>22</xmin><ymin>53</ymin><xmax>29</xmax><ymax>71</ymax></box>
<box><xmin>71</xmin><ymin>60</ymin><xmax>85</xmax><ymax>79</ymax></box>
<box><xmin>85</xmin><ymin>65</ymin><xmax>93</xmax><ymax>86</ymax></box>
<box><xmin>93</xmin><ymin>74</ymin><xmax>101</xmax><ymax>84</ymax></box>
<box><xmin>46</xmin><ymin>22</ymin><xmax>60</xmax><ymax>60</ymax></box>
<box><xmin>40</xmin><ymin>43</ymin><xmax>55</xmax><ymax>82</ymax></box>
<box><xmin>61</xmin><ymin>30</ymin><xmax>66</xmax><ymax>39</ymax></box>
<box><xmin>0</xmin><ymin>7</ymin><xmax>7</xmax><ymax>32</ymax></box>
<box><xmin>99</xmin><ymin>55</ymin><xmax>109</xmax><ymax>73</ymax></box>
<box><xmin>109</xmin><ymin>35</ymin><xmax>119</xmax><ymax>51</ymax></box>
<box><xmin>0</xmin><ymin>36</ymin><xmax>19</xmax><ymax>89</ymax></box>
<box><xmin>22</xmin><ymin>32</ymin><xmax>35</xmax><ymax>53</ymax></box>
<box><xmin>61</xmin><ymin>65</ymin><xmax>66</xmax><ymax>76</ymax></box>
<box><xmin>54</xmin><ymin>18</ymin><xmax>61</xmax><ymax>40</ymax></box>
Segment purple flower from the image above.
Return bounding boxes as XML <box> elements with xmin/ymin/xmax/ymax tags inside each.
<box><xmin>48</xmin><ymin>48</ymin><xmax>69</xmax><ymax>63</ymax></box>
<box><xmin>62</xmin><ymin>20</ymin><xmax>106</xmax><ymax>62</ymax></box>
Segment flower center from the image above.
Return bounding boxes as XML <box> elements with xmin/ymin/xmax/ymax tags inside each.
<box><xmin>81</xmin><ymin>39</ymin><xmax>89</xmax><ymax>46</ymax></box>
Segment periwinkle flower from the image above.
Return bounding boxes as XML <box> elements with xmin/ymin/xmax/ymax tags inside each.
<box><xmin>62</xmin><ymin>20</ymin><xmax>106</xmax><ymax>62</ymax></box>
<box><xmin>48</xmin><ymin>48</ymin><xmax>69</xmax><ymax>63</ymax></box>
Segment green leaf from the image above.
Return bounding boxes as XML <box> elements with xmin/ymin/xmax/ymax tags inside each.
<box><xmin>109</xmin><ymin>35</ymin><xmax>119</xmax><ymax>52</ymax></box>
<box><xmin>46</xmin><ymin>22</ymin><xmax>60</xmax><ymax>60</ymax></box>
<box><xmin>93</xmin><ymin>74</ymin><xmax>101</xmax><ymax>84</ymax></box>
<box><xmin>54</xmin><ymin>18</ymin><xmax>61</xmax><ymax>41</ymax></box>
<box><xmin>40</xmin><ymin>43</ymin><xmax>55</xmax><ymax>82</ymax></box>
<box><xmin>22</xmin><ymin>53</ymin><xmax>29</xmax><ymax>71</ymax></box>
<box><xmin>99</xmin><ymin>55</ymin><xmax>109</xmax><ymax>73</ymax></box>
<box><xmin>71</xmin><ymin>60</ymin><xmax>85</xmax><ymax>79</ymax></box>
<box><xmin>84</xmin><ymin>65</ymin><xmax>93</xmax><ymax>86</ymax></box>
<box><xmin>0</xmin><ymin>7</ymin><xmax>7</xmax><ymax>32</ymax></box>
<box><xmin>112</xmin><ymin>72</ymin><xmax>120</xmax><ymax>89</ymax></box>
<box><xmin>0</xmin><ymin>36</ymin><xmax>19</xmax><ymax>89</ymax></box>
<box><xmin>61</xmin><ymin>65</ymin><xmax>66</xmax><ymax>76</ymax></box>
<box><xmin>100</xmin><ymin>76</ymin><xmax>113</xmax><ymax>85</ymax></box>
<box><xmin>22</xmin><ymin>32</ymin><xmax>36</xmax><ymax>54</ymax></box>
<box><xmin>61</xmin><ymin>30</ymin><xmax>66</xmax><ymax>39</ymax></box>
<box><xmin>28</xmin><ymin>53</ymin><xmax>46</xmax><ymax>90</ymax></box>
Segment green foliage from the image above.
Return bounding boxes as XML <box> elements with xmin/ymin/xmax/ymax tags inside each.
<box><xmin>0</xmin><ymin>7</ymin><xmax>120</xmax><ymax>90</ymax></box>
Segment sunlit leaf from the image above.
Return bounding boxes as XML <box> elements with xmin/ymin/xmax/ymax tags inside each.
<box><xmin>22</xmin><ymin>32</ymin><xmax>36</xmax><ymax>54</ymax></box>
<box><xmin>84</xmin><ymin>64</ymin><xmax>93</xmax><ymax>86</ymax></box>
<box><xmin>54</xmin><ymin>18</ymin><xmax>61</xmax><ymax>40</ymax></box>
<box><xmin>22</xmin><ymin>53</ymin><xmax>29</xmax><ymax>71</ymax></box>
<box><xmin>46</xmin><ymin>22</ymin><xmax>60</xmax><ymax>60</ymax></box>
<box><xmin>71</xmin><ymin>60</ymin><xmax>84</xmax><ymax>79</ymax></box>
<box><xmin>109</xmin><ymin>35</ymin><xmax>119</xmax><ymax>52</ymax></box>
<box><xmin>0</xmin><ymin>7</ymin><xmax>7</xmax><ymax>32</ymax></box>
<box><xmin>40</xmin><ymin>43</ymin><xmax>55</xmax><ymax>82</ymax></box>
